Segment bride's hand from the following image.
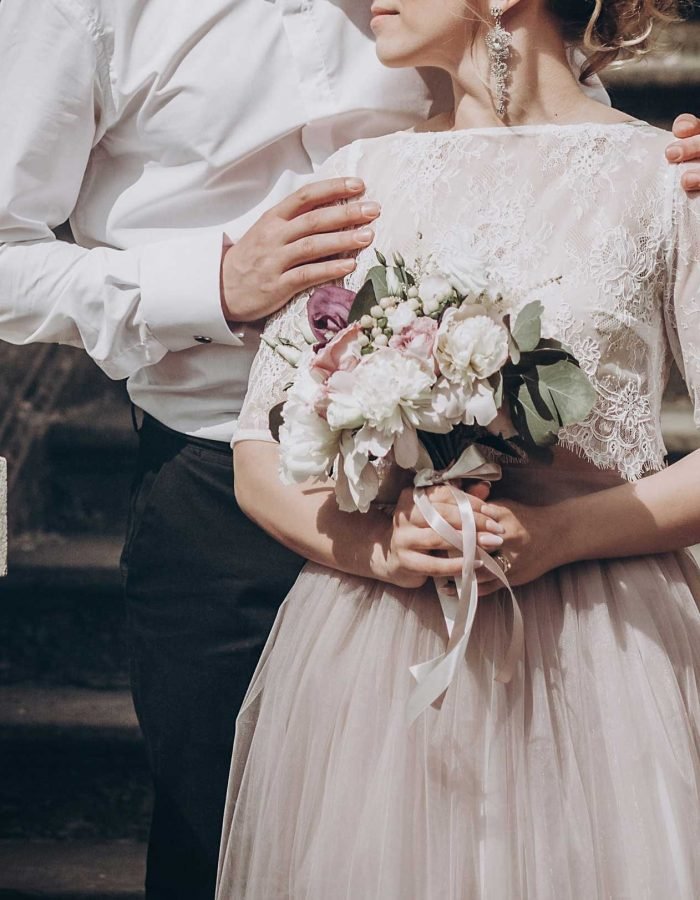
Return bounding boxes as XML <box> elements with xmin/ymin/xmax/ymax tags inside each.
<box><xmin>380</xmin><ymin>485</ymin><xmax>505</xmax><ymax>589</ymax></box>
<box><xmin>474</xmin><ymin>499</ymin><xmax>568</xmax><ymax>596</ymax></box>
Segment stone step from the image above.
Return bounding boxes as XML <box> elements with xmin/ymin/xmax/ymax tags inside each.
<box><xmin>0</xmin><ymin>840</ymin><xmax>146</xmax><ymax>899</ymax></box>
<box><xmin>1</xmin><ymin>535</ymin><xmax>128</xmax><ymax>688</ymax></box>
<box><xmin>43</xmin><ymin>401</ymin><xmax>137</xmax><ymax>537</ymax></box>
<box><xmin>0</xmin><ymin>687</ymin><xmax>151</xmax><ymax>842</ymax></box>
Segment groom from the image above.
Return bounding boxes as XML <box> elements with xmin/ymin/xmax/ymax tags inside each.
<box><xmin>0</xmin><ymin>1</ymin><xmax>698</xmax><ymax>897</ymax></box>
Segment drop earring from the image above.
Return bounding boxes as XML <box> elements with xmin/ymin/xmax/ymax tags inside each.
<box><xmin>485</xmin><ymin>6</ymin><xmax>512</xmax><ymax>120</ymax></box>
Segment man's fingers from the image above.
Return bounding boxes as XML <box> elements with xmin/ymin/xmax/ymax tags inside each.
<box><xmin>274</xmin><ymin>177</ymin><xmax>366</xmax><ymax>220</ymax></box>
<box><xmin>284</xmin><ymin>227</ymin><xmax>374</xmax><ymax>267</ymax></box>
<box><xmin>281</xmin><ymin>258</ymin><xmax>357</xmax><ymax>295</ymax></box>
<box><xmin>666</xmin><ymin>134</ymin><xmax>700</xmax><ymax>164</ymax></box>
<box><xmin>672</xmin><ymin>114</ymin><xmax>700</xmax><ymax>139</ymax></box>
<box><xmin>681</xmin><ymin>166</ymin><xmax>700</xmax><ymax>194</ymax></box>
<box><xmin>287</xmin><ymin>200</ymin><xmax>381</xmax><ymax>241</ymax></box>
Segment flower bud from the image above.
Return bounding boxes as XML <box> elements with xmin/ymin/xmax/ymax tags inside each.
<box><xmin>373</xmin><ymin>334</ymin><xmax>389</xmax><ymax>347</ymax></box>
<box><xmin>276</xmin><ymin>344</ymin><xmax>302</xmax><ymax>366</ymax></box>
<box><xmin>408</xmin><ymin>298</ymin><xmax>421</xmax><ymax>311</ymax></box>
<box><xmin>370</xmin><ymin>305</ymin><xmax>384</xmax><ymax>318</ymax></box>
<box><xmin>358</xmin><ymin>333</ymin><xmax>370</xmax><ymax>347</ymax></box>
<box><xmin>371</xmin><ymin>326</ymin><xmax>382</xmax><ymax>338</ymax></box>
<box><xmin>407</xmin><ymin>287</ymin><xmax>419</xmax><ymax>299</ymax></box>
<box><xmin>360</xmin><ymin>314</ymin><xmax>375</xmax><ymax>330</ymax></box>
<box><xmin>393</xmin><ymin>251</ymin><xmax>406</xmax><ymax>269</ymax></box>
<box><xmin>379</xmin><ymin>296</ymin><xmax>395</xmax><ymax>310</ymax></box>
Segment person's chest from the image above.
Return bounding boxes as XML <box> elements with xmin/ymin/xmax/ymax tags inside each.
<box><xmin>98</xmin><ymin>0</ymin><xmax>441</xmax><ymax>168</ymax></box>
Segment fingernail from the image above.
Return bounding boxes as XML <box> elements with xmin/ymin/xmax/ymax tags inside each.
<box><xmin>360</xmin><ymin>201</ymin><xmax>381</xmax><ymax>217</ymax></box>
<box><xmin>478</xmin><ymin>534</ymin><xmax>504</xmax><ymax>549</ymax></box>
<box><xmin>340</xmin><ymin>259</ymin><xmax>356</xmax><ymax>271</ymax></box>
<box><xmin>488</xmin><ymin>520</ymin><xmax>506</xmax><ymax>534</ymax></box>
<box><xmin>684</xmin><ymin>176</ymin><xmax>700</xmax><ymax>192</ymax></box>
<box><xmin>346</xmin><ymin>178</ymin><xmax>364</xmax><ymax>192</ymax></box>
<box><xmin>666</xmin><ymin>145</ymin><xmax>683</xmax><ymax>162</ymax></box>
<box><xmin>356</xmin><ymin>227</ymin><xmax>374</xmax><ymax>244</ymax></box>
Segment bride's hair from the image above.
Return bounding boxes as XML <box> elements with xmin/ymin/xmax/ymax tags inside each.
<box><xmin>549</xmin><ymin>0</ymin><xmax>680</xmax><ymax>80</ymax></box>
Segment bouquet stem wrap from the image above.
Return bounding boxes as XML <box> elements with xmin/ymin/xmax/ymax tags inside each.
<box><xmin>407</xmin><ymin>447</ymin><xmax>524</xmax><ymax>725</ymax></box>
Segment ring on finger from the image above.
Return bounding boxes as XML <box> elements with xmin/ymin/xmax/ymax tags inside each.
<box><xmin>492</xmin><ymin>552</ymin><xmax>512</xmax><ymax>575</ymax></box>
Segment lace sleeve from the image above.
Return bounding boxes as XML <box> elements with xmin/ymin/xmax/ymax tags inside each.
<box><xmin>232</xmin><ymin>141</ymin><xmax>363</xmax><ymax>445</ymax></box>
<box><xmin>232</xmin><ymin>292</ymin><xmax>312</xmax><ymax>444</ymax></box>
<box><xmin>666</xmin><ymin>170</ymin><xmax>700</xmax><ymax>425</ymax></box>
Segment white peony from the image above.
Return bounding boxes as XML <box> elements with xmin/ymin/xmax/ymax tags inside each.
<box><xmin>385</xmin><ymin>266</ymin><xmax>404</xmax><ymax>298</ymax></box>
<box><xmin>436</xmin><ymin>306</ymin><xmax>509</xmax><ymax>382</ymax></box>
<box><xmin>349</xmin><ymin>348</ymin><xmax>436</xmax><ymax>431</ymax></box>
<box><xmin>418</xmin><ymin>275</ymin><xmax>454</xmax><ymax>314</ymax></box>
<box><xmin>279</xmin><ymin>401</ymin><xmax>340</xmax><ymax>483</ymax></box>
<box><xmin>438</xmin><ymin>251</ymin><xmax>490</xmax><ymax>297</ymax></box>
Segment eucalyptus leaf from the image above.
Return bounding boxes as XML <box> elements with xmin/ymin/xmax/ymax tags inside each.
<box><xmin>512</xmin><ymin>301</ymin><xmax>543</xmax><ymax>353</ymax></box>
<box><xmin>536</xmin><ymin>361</ymin><xmax>597</xmax><ymax>425</ymax></box>
<box><xmin>268</xmin><ymin>402</ymin><xmax>285</xmax><ymax>443</ymax></box>
<box><xmin>515</xmin><ymin>383</ymin><xmax>560</xmax><ymax>446</ymax></box>
<box><xmin>521</xmin><ymin>370</ymin><xmax>558</xmax><ymax>423</ymax></box>
<box><xmin>508</xmin><ymin>333</ymin><xmax>521</xmax><ymax>366</ymax></box>
<box><xmin>348</xmin><ymin>279</ymin><xmax>377</xmax><ymax>323</ymax></box>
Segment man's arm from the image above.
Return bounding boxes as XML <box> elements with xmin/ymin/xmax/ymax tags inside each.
<box><xmin>0</xmin><ymin>0</ymin><xmax>377</xmax><ymax>380</ymax></box>
<box><xmin>667</xmin><ymin>114</ymin><xmax>700</xmax><ymax>193</ymax></box>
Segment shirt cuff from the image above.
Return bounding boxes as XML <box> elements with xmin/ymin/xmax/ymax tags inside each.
<box><xmin>139</xmin><ymin>232</ymin><xmax>244</xmax><ymax>352</ymax></box>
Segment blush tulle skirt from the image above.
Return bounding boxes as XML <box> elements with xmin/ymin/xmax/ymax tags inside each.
<box><xmin>216</xmin><ymin>468</ymin><xmax>700</xmax><ymax>899</ymax></box>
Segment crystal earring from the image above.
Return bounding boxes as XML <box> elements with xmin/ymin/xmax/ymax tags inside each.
<box><xmin>485</xmin><ymin>6</ymin><xmax>512</xmax><ymax>120</ymax></box>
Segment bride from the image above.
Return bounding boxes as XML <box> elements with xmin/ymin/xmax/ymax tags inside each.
<box><xmin>217</xmin><ymin>0</ymin><xmax>700</xmax><ymax>896</ymax></box>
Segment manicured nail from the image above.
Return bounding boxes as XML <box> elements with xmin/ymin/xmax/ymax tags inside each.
<box><xmin>666</xmin><ymin>145</ymin><xmax>683</xmax><ymax>162</ymax></box>
<box><xmin>360</xmin><ymin>201</ymin><xmax>381</xmax><ymax>217</ymax></box>
<box><xmin>685</xmin><ymin>176</ymin><xmax>700</xmax><ymax>192</ymax></box>
<box><xmin>478</xmin><ymin>533</ymin><xmax>504</xmax><ymax>549</ymax></box>
<box><xmin>487</xmin><ymin>520</ymin><xmax>506</xmax><ymax>534</ymax></box>
<box><xmin>340</xmin><ymin>259</ymin><xmax>356</xmax><ymax>271</ymax></box>
<box><xmin>356</xmin><ymin>227</ymin><xmax>374</xmax><ymax>244</ymax></box>
<box><xmin>346</xmin><ymin>178</ymin><xmax>364</xmax><ymax>192</ymax></box>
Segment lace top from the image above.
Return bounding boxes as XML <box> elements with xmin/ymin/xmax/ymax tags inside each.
<box><xmin>234</xmin><ymin>121</ymin><xmax>700</xmax><ymax>482</ymax></box>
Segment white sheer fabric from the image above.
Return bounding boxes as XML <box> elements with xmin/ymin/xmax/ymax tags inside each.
<box><xmin>220</xmin><ymin>123</ymin><xmax>700</xmax><ymax>899</ymax></box>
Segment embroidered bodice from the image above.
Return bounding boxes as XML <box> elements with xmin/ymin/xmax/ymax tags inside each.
<box><xmin>235</xmin><ymin>121</ymin><xmax>700</xmax><ymax>482</ymax></box>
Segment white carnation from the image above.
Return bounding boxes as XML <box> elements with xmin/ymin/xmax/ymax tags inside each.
<box><xmin>279</xmin><ymin>401</ymin><xmax>340</xmax><ymax>483</ymax></box>
<box><xmin>351</xmin><ymin>348</ymin><xmax>436</xmax><ymax>432</ymax></box>
<box><xmin>436</xmin><ymin>306</ymin><xmax>509</xmax><ymax>382</ymax></box>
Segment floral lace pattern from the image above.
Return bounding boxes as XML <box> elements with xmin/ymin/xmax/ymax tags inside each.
<box><xmin>236</xmin><ymin>123</ymin><xmax>700</xmax><ymax>484</ymax></box>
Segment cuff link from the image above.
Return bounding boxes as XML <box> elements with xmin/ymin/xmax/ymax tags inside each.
<box><xmin>194</xmin><ymin>335</ymin><xmax>213</xmax><ymax>344</ymax></box>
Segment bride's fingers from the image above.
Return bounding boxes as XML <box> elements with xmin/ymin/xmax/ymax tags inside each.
<box><xmin>403</xmin><ymin>551</ymin><xmax>465</xmax><ymax>579</ymax></box>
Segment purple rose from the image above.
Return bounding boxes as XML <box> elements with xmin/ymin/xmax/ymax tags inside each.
<box><xmin>307</xmin><ymin>285</ymin><xmax>356</xmax><ymax>347</ymax></box>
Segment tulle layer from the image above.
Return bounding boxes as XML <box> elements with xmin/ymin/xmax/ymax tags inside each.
<box><xmin>218</xmin><ymin>550</ymin><xmax>700</xmax><ymax>899</ymax></box>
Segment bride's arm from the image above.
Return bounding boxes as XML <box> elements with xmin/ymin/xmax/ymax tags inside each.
<box><xmin>475</xmin><ymin>450</ymin><xmax>700</xmax><ymax>594</ymax></box>
<box><xmin>234</xmin><ymin>441</ymin><xmax>501</xmax><ymax>588</ymax></box>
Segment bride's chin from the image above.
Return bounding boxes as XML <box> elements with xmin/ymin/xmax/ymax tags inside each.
<box><xmin>375</xmin><ymin>42</ymin><xmax>423</xmax><ymax>69</ymax></box>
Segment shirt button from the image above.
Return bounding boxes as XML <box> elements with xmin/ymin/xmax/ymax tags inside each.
<box><xmin>194</xmin><ymin>335</ymin><xmax>213</xmax><ymax>344</ymax></box>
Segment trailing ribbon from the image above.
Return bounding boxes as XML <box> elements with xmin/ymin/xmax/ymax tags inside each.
<box><xmin>407</xmin><ymin>445</ymin><xmax>524</xmax><ymax>725</ymax></box>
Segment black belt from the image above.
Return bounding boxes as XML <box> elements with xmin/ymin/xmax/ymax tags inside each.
<box><xmin>136</xmin><ymin>409</ymin><xmax>232</xmax><ymax>456</ymax></box>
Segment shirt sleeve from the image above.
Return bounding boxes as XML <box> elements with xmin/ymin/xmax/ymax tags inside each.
<box><xmin>665</xmin><ymin>167</ymin><xmax>700</xmax><ymax>424</ymax></box>
<box><xmin>0</xmin><ymin>0</ymin><xmax>243</xmax><ymax>382</ymax></box>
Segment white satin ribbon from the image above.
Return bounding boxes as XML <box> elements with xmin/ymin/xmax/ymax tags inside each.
<box><xmin>407</xmin><ymin>447</ymin><xmax>524</xmax><ymax>725</ymax></box>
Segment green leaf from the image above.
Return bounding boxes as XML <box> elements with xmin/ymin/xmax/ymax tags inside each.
<box><xmin>490</xmin><ymin>371</ymin><xmax>504</xmax><ymax>409</ymax></box>
<box><xmin>367</xmin><ymin>265</ymin><xmax>389</xmax><ymax>299</ymax></box>
<box><xmin>535</xmin><ymin>361</ymin><xmax>597</xmax><ymax>426</ymax></box>
<box><xmin>268</xmin><ymin>402</ymin><xmax>285</xmax><ymax>443</ymax></box>
<box><xmin>508</xmin><ymin>333</ymin><xmax>521</xmax><ymax>366</ymax></box>
<box><xmin>516</xmin><ymin>381</ymin><xmax>560</xmax><ymax>447</ymax></box>
<box><xmin>511</xmin><ymin>301</ymin><xmax>543</xmax><ymax>353</ymax></box>
<box><xmin>348</xmin><ymin>279</ymin><xmax>377</xmax><ymax>323</ymax></box>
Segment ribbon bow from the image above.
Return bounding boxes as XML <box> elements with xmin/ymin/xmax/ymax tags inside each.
<box><xmin>407</xmin><ymin>445</ymin><xmax>524</xmax><ymax>725</ymax></box>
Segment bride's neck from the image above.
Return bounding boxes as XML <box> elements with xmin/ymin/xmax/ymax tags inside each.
<box><xmin>443</xmin><ymin>9</ymin><xmax>620</xmax><ymax>129</ymax></box>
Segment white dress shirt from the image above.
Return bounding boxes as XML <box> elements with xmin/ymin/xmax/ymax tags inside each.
<box><xmin>0</xmin><ymin>0</ymin><xmax>607</xmax><ymax>441</ymax></box>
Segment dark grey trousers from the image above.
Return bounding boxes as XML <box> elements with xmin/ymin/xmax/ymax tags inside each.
<box><xmin>121</xmin><ymin>414</ymin><xmax>304</xmax><ymax>899</ymax></box>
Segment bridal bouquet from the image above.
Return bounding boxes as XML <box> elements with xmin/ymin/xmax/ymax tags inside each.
<box><xmin>266</xmin><ymin>249</ymin><xmax>596</xmax><ymax>513</ymax></box>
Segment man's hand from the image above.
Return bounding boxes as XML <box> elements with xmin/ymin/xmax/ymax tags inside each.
<box><xmin>221</xmin><ymin>178</ymin><xmax>381</xmax><ymax>322</ymax></box>
<box><xmin>666</xmin><ymin>114</ymin><xmax>700</xmax><ymax>193</ymax></box>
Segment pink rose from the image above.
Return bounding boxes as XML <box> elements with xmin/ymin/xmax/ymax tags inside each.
<box><xmin>312</xmin><ymin>322</ymin><xmax>363</xmax><ymax>379</ymax></box>
<box><xmin>307</xmin><ymin>285</ymin><xmax>356</xmax><ymax>346</ymax></box>
<box><xmin>389</xmin><ymin>317</ymin><xmax>438</xmax><ymax>365</ymax></box>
